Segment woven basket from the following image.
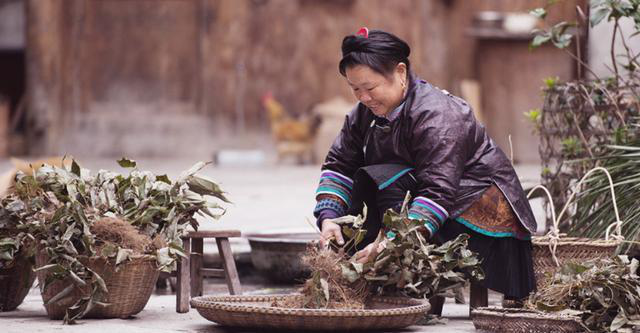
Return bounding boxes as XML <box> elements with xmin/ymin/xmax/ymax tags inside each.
<box><xmin>191</xmin><ymin>294</ymin><xmax>430</xmax><ymax>331</ymax></box>
<box><xmin>0</xmin><ymin>229</ymin><xmax>36</xmax><ymax>312</ymax></box>
<box><xmin>471</xmin><ymin>307</ymin><xmax>583</xmax><ymax>333</ymax></box>
<box><xmin>35</xmin><ymin>252</ymin><xmax>159</xmax><ymax>319</ymax></box>
<box><xmin>528</xmin><ymin>167</ymin><xmax>623</xmax><ymax>288</ymax></box>
<box><xmin>0</xmin><ymin>253</ymin><xmax>36</xmax><ymax>312</ymax></box>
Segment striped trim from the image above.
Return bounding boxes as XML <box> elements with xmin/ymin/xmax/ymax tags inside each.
<box><xmin>413</xmin><ymin>197</ymin><xmax>448</xmax><ymax>220</ymax></box>
<box><xmin>408</xmin><ymin>213</ymin><xmax>437</xmax><ymax>236</ymax></box>
<box><xmin>316</xmin><ymin>187</ymin><xmax>351</xmax><ymax>207</ymax></box>
<box><xmin>378</xmin><ymin>168</ymin><xmax>413</xmax><ymax>190</ymax></box>
<box><xmin>320</xmin><ymin>175</ymin><xmax>353</xmax><ymax>189</ymax></box>
<box><xmin>316</xmin><ymin>170</ymin><xmax>353</xmax><ymax>207</ymax></box>
<box><xmin>320</xmin><ymin>170</ymin><xmax>353</xmax><ymax>187</ymax></box>
<box><xmin>412</xmin><ymin>202</ymin><xmax>445</xmax><ymax>222</ymax></box>
<box><xmin>454</xmin><ymin>217</ymin><xmax>531</xmax><ymax>240</ymax></box>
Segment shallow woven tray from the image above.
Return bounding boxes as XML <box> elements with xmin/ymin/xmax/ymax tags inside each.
<box><xmin>471</xmin><ymin>307</ymin><xmax>583</xmax><ymax>333</ymax></box>
<box><xmin>191</xmin><ymin>294</ymin><xmax>430</xmax><ymax>331</ymax></box>
<box><xmin>532</xmin><ymin>237</ymin><xmax>619</xmax><ymax>287</ymax></box>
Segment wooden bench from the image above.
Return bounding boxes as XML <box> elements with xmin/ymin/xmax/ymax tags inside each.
<box><xmin>429</xmin><ymin>283</ymin><xmax>488</xmax><ymax>317</ymax></box>
<box><xmin>176</xmin><ymin>230</ymin><xmax>242</xmax><ymax>313</ymax></box>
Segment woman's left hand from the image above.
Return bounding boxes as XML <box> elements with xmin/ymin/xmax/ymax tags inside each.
<box><xmin>355</xmin><ymin>238</ymin><xmax>387</xmax><ymax>263</ymax></box>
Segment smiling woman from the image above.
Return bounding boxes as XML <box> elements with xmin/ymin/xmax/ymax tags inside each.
<box><xmin>313</xmin><ymin>28</ymin><xmax>539</xmax><ymax>305</ymax></box>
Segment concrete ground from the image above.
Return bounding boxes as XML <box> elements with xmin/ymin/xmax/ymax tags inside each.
<box><xmin>1</xmin><ymin>279</ymin><xmax>505</xmax><ymax>332</ymax></box>
<box><xmin>0</xmin><ymin>157</ymin><xmax>542</xmax><ymax>332</ymax></box>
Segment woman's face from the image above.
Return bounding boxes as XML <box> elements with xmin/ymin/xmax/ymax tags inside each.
<box><xmin>345</xmin><ymin>63</ymin><xmax>407</xmax><ymax>117</ymax></box>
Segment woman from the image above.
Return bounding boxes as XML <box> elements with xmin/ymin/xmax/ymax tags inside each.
<box><xmin>314</xmin><ymin>27</ymin><xmax>537</xmax><ymax>302</ymax></box>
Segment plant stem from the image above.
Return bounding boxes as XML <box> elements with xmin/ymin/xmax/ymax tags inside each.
<box><xmin>611</xmin><ymin>18</ymin><xmax>620</xmax><ymax>84</ymax></box>
<box><xmin>562</xmin><ymin>48</ymin><xmax>602</xmax><ymax>81</ymax></box>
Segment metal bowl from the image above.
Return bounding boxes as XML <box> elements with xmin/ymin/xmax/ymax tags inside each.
<box><xmin>245</xmin><ymin>231</ymin><xmax>319</xmax><ymax>283</ymax></box>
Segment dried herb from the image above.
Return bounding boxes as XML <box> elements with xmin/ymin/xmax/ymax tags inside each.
<box><xmin>294</xmin><ymin>194</ymin><xmax>484</xmax><ymax>309</ymax></box>
<box><xmin>0</xmin><ymin>158</ymin><xmax>228</xmax><ymax>323</ymax></box>
<box><xmin>528</xmin><ymin>256</ymin><xmax>640</xmax><ymax>332</ymax></box>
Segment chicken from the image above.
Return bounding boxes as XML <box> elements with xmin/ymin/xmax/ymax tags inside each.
<box><xmin>0</xmin><ymin>157</ymin><xmax>71</xmax><ymax>198</ymax></box>
<box><xmin>262</xmin><ymin>93</ymin><xmax>321</xmax><ymax>164</ymax></box>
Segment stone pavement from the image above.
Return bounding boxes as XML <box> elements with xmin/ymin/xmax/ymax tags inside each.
<box><xmin>0</xmin><ymin>157</ymin><xmax>542</xmax><ymax>332</ymax></box>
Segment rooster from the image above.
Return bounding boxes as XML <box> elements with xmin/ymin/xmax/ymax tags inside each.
<box><xmin>0</xmin><ymin>157</ymin><xmax>71</xmax><ymax>198</ymax></box>
<box><xmin>262</xmin><ymin>93</ymin><xmax>321</xmax><ymax>164</ymax></box>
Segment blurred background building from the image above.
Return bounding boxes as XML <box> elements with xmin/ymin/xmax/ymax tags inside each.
<box><xmin>0</xmin><ymin>0</ymin><xmax>610</xmax><ymax>164</ymax></box>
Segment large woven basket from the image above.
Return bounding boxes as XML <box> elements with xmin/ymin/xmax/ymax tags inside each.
<box><xmin>191</xmin><ymin>294</ymin><xmax>430</xmax><ymax>331</ymax></box>
<box><xmin>0</xmin><ymin>229</ymin><xmax>36</xmax><ymax>312</ymax></box>
<box><xmin>528</xmin><ymin>167</ymin><xmax>623</xmax><ymax>288</ymax></box>
<box><xmin>471</xmin><ymin>307</ymin><xmax>583</xmax><ymax>333</ymax></box>
<box><xmin>35</xmin><ymin>252</ymin><xmax>159</xmax><ymax>319</ymax></box>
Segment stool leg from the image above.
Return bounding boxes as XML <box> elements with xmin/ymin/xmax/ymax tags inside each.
<box><xmin>215</xmin><ymin>237</ymin><xmax>242</xmax><ymax>295</ymax></box>
<box><xmin>176</xmin><ymin>237</ymin><xmax>192</xmax><ymax>313</ymax></box>
<box><xmin>428</xmin><ymin>296</ymin><xmax>445</xmax><ymax>316</ymax></box>
<box><xmin>470</xmin><ymin>282</ymin><xmax>488</xmax><ymax>316</ymax></box>
<box><xmin>191</xmin><ymin>238</ymin><xmax>204</xmax><ymax>297</ymax></box>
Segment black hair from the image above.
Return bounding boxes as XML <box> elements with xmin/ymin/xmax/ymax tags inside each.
<box><xmin>338</xmin><ymin>29</ymin><xmax>411</xmax><ymax>78</ymax></box>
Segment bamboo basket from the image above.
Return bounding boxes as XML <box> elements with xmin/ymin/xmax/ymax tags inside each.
<box><xmin>471</xmin><ymin>307</ymin><xmax>583</xmax><ymax>333</ymax></box>
<box><xmin>529</xmin><ymin>167</ymin><xmax>623</xmax><ymax>288</ymax></box>
<box><xmin>35</xmin><ymin>252</ymin><xmax>159</xmax><ymax>319</ymax></box>
<box><xmin>0</xmin><ymin>229</ymin><xmax>36</xmax><ymax>312</ymax></box>
<box><xmin>191</xmin><ymin>294</ymin><xmax>430</xmax><ymax>331</ymax></box>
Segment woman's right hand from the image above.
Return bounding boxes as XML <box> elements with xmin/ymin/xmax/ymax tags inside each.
<box><xmin>319</xmin><ymin>219</ymin><xmax>344</xmax><ymax>248</ymax></box>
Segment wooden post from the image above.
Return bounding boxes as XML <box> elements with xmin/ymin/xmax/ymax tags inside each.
<box><xmin>176</xmin><ymin>237</ymin><xmax>191</xmax><ymax>313</ymax></box>
<box><xmin>0</xmin><ymin>98</ymin><xmax>8</xmax><ymax>157</ymax></box>
<box><xmin>469</xmin><ymin>283</ymin><xmax>488</xmax><ymax>316</ymax></box>
<box><xmin>215</xmin><ymin>237</ymin><xmax>242</xmax><ymax>295</ymax></box>
<box><xmin>428</xmin><ymin>296</ymin><xmax>445</xmax><ymax>316</ymax></box>
<box><xmin>190</xmin><ymin>238</ymin><xmax>203</xmax><ymax>297</ymax></box>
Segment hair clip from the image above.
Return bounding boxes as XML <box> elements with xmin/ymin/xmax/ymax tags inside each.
<box><xmin>356</xmin><ymin>27</ymin><xmax>369</xmax><ymax>38</ymax></box>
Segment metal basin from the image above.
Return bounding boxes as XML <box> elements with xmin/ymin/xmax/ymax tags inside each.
<box><xmin>245</xmin><ymin>231</ymin><xmax>319</xmax><ymax>283</ymax></box>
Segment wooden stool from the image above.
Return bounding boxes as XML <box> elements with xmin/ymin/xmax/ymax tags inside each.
<box><xmin>176</xmin><ymin>230</ymin><xmax>242</xmax><ymax>313</ymax></box>
<box><xmin>429</xmin><ymin>282</ymin><xmax>488</xmax><ymax>317</ymax></box>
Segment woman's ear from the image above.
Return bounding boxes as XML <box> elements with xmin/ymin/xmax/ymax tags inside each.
<box><xmin>395</xmin><ymin>62</ymin><xmax>407</xmax><ymax>77</ymax></box>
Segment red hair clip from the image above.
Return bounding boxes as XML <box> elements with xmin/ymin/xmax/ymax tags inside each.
<box><xmin>356</xmin><ymin>27</ymin><xmax>369</xmax><ymax>38</ymax></box>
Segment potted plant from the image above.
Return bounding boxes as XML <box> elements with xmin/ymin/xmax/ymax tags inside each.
<box><xmin>0</xmin><ymin>158</ymin><xmax>228</xmax><ymax>323</ymax></box>
<box><xmin>529</xmin><ymin>0</ymin><xmax>640</xmax><ymax>232</ymax></box>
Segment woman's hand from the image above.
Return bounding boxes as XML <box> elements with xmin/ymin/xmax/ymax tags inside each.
<box><xmin>319</xmin><ymin>219</ymin><xmax>344</xmax><ymax>248</ymax></box>
<box><xmin>355</xmin><ymin>238</ymin><xmax>387</xmax><ymax>263</ymax></box>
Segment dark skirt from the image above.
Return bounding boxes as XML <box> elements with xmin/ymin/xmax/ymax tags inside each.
<box><xmin>347</xmin><ymin>164</ymin><xmax>537</xmax><ymax>300</ymax></box>
<box><xmin>434</xmin><ymin>220</ymin><xmax>536</xmax><ymax>299</ymax></box>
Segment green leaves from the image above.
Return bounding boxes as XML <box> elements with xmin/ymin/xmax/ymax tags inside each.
<box><xmin>0</xmin><ymin>158</ymin><xmax>229</xmax><ymax>323</ymax></box>
<box><xmin>529</xmin><ymin>256</ymin><xmax>640</xmax><ymax>332</ymax></box>
<box><xmin>116</xmin><ymin>158</ymin><xmax>137</xmax><ymax>168</ymax></box>
<box><xmin>334</xmin><ymin>197</ymin><xmax>484</xmax><ymax>300</ymax></box>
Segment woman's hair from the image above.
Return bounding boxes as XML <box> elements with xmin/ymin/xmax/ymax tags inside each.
<box><xmin>339</xmin><ymin>29</ymin><xmax>411</xmax><ymax>77</ymax></box>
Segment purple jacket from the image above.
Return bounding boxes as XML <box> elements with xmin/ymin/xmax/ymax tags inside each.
<box><xmin>315</xmin><ymin>76</ymin><xmax>537</xmax><ymax>235</ymax></box>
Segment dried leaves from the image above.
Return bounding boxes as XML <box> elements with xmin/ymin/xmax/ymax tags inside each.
<box><xmin>293</xmin><ymin>195</ymin><xmax>484</xmax><ymax>309</ymax></box>
<box><xmin>0</xmin><ymin>158</ymin><xmax>228</xmax><ymax>323</ymax></box>
<box><xmin>528</xmin><ymin>256</ymin><xmax>640</xmax><ymax>332</ymax></box>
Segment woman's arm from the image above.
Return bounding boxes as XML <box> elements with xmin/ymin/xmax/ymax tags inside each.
<box><xmin>407</xmin><ymin>98</ymin><xmax>473</xmax><ymax>237</ymax></box>
<box><xmin>313</xmin><ymin>106</ymin><xmax>366</xmax><ymax>229</ymax></box>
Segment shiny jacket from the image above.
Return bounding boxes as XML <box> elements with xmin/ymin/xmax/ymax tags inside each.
<box><xmin>319</xmin><ymin>76</ymin><xmax>537</xmax><ymax>235</ymax></box>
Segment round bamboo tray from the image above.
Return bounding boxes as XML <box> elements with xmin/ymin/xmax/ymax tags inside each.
<box><xmin>0</xmin><ymin>253</ymin><xmax>36</xmax><ymax>311</ymax></box>
<box><xmin>471</xmin><ymin>307</ymin><xmax>583</xmax><ymax>333</ymax></box>
<box><xmin>191</xmin><ymin>294</ymin><xmax>430</xmax><ymax>331</ymax></box>
<box><xmin>35</xmin><ymin>252</ymin><xmax>159</xmax><ymax>319</ymax></box>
